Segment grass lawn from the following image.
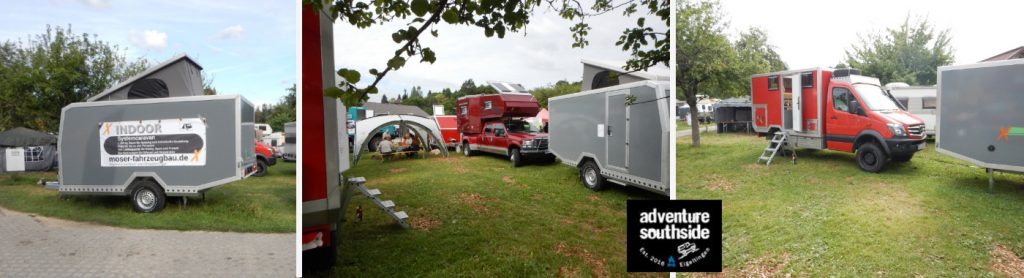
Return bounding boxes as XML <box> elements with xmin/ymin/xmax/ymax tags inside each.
<box><xmin>678</xmin><ymin>133</ymin><xmax>1024</xmax><ymax>276</ymax></box>
<box><xmin>0</xmin><ymin>162</ymin><xmax>295</xmax><ymax>233</ymax></box>
<box><xmin>333</xmin><ymin>152</ymin><xmax>664</xmax><ymax>277</ymax></box>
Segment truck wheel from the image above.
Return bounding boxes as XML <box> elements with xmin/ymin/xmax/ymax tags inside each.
<box><xmin>891</xmin><ymin>153</ymin><xmax>914</xmax><ymax>162</ymax></box>
<box><xmin>856</xmin><ymin>142</ymin><xmax>888</xmax><ymax>173</ymax></box>
<box><xmin>510</xmin><ymin>148</ymin><xmax>523</xmax><ymax>167</ymax></box>
<box><xmin>130</xmin><ymin>180</ymin><xmax>166</xmax><ymax>213</ymax></box>
<box><xmin>580</xmin><ymin>161</ymin><xmax>606</xmax><ymax>191</ymax></box>
<box><xmin>462</xmin><ymin>142</ymin><xmax>474</xmax><ymax>156</ymax></box>
<box><xmin>253</xmin><ymin>159</ymin><xmax>268</xmax><ymax>177</ymax></box>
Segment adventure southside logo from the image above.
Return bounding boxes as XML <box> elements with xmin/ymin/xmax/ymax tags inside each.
<box><xmin>627</xmin><ymin>200</ymin><xmax>721</xmax><ymax>272</ymax></box>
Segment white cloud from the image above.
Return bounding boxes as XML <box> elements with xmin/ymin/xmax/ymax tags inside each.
<box><xmin>217</xmin><ymin>25</ymin><xmax>244</xmax><ymax>39</ymax></box>
<box><xmin>79</xmin><ymin>0</ymin><xmax>110</xmax><ymax>9</ymax></box>
<box><xmin>129</xmin><ymin>30</ymin><xmax>168</xmax><ymax>52</ymax></box>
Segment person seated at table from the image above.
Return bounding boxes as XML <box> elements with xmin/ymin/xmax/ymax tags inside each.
<box><xmin>405</xmin><ymin>133</ymin><xmax>422</xmax><ymax>157</ymax></box>
<box><xmin>377</xmin><ymin>133</ymin><xmax>395</xmax><ymax>160</ymax></box>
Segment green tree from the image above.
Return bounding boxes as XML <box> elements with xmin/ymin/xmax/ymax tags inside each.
<box><xmin>312</xmin><ymin>0</ymin><xmax>670</xmax><ymax>106</ymax></box>
<box><xmin>676</xmin><ymin>0</ymin><xmax>733</xmax><ymax>147</ymax></box>
<box><xmin>0</xmin><ymin>25</ymin><xmax>148</xmax><ymax>131</ymax></box>
<box><xmin>266</xmin><ymin>85</ymin><xmax>297</xmax><ymax>132</ymax></box>
<box><xmin>728</xmin><ymin>27</ymin><xmax>786</xmax><ymax>96</ymax></box>
<box><xmin>531</xmin><ymin>80</ymin><xmax>581</xmax><ymax>108</ymax></box>
<box><xmin>845</xmin><ymin>15</ymin><xmax>954</xmax><ymax>85</ymax></box>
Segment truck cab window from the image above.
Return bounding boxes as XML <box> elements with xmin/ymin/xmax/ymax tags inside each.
<box><xmin>506</xmin><ymin>120</ymin><xmax>538</xmax><ymax>133</ymax></box>
<box><xmin>484</xmin><ymin>124</ymin><xmax>493</xmax><ymax>135</ymax></box>
<box><xmin>833</xmin><ymin>87</ymin><xmax>851</xmax><ymax>113</ymax></box>
<box><xmin>494</xmin><ymin>125</ymin><xmax>506</xmax><ymax>137</ymax></box>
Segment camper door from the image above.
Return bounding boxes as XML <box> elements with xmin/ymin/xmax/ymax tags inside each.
<box><xmin>606</xmin><ymin>90</ymin><xmax>628</xmax><ymax>171</ymax></box>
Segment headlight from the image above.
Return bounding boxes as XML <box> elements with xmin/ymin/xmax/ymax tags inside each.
<box><xmin>523</xmin><ymin>139</ymin><xmax>534</xmax><ymax>147</ymax></box>
<box><xmin>887</xmin><ymin>123</ymin><xmax>906</xmax><ymax>137</ymax></box>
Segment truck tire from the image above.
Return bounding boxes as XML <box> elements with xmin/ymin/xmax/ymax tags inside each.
<box><xmin>580</xmin><ymin>161</ymin><xmax>606</xmax><ymax>191</ymax></box>
<box><xmin>856</xmin><ymin>142</ymin><xmax>887</xmax><ymax>173</ymax></box>
<box><xmin>510</xmin><ymin>148</ymin><xmax>523</xmax><ymax>167</ymax></box>
<box><xmin>462</xmin><ymin>142</ymin><xmax>474</xmax><ymax>156</ymax></box>
<box><xmin>253</xmin><ymin>159</ymin><xmax>268</xmax><ymax>177</ymax></box>
<box><xmin>130</xmin><ymin>180</ymin><xmax>166</xmax><ymax>213</ymax></box>
<box><xmin>891</xmin><ymin>153</ymin><xmax>914</xmax><ymax>162</ymax></box>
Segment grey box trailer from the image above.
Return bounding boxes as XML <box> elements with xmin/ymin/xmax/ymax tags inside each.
<box><xmin>58</xmin><ymin>95</ymin><xmax>257</xmax><ymax>212</ymax></box>
<box><xmin>937</xmin><ymin>59</ymin><xmax>1024</xmax><ymax>189</ymax></box>
<box><xmin>548</xmin><ymin>80</ymin><xmax>670</xmax><ymax>196</ymax></box>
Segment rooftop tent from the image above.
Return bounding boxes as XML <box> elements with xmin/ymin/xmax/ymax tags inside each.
<box><xmin>88</xmin><ymin>54</ymin><xmax>203</xmax><ymax>102</ymax></box>
<box><xmin>0</xmin><ymin>127</ymin><xmax>58</xmax><ymax>172</ymax></box>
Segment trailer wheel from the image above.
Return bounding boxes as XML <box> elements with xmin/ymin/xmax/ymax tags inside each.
<box><xmin>252</xmin><ymin>159</ymin><xmax>268</xmax><ymax>177</ymax></box>
<box><xmin>130</xmin><ymin>180</ymin><xmax>166</xmax><ymax>213</ymax></box>
<box><xmin>891</xmin><ymin>153</ymin><xmax>914</xmax><ymax>162</ymax></box>
<box><xmin>856</xmin><ymin>142</ymin><xmax>887</xmax><ymax>173</ymax></box>
<box><xmin>580</xmin><ymin>161</ymin><xmax>606</xmax><ymax>191</ymax></box>
<box><xmin>462</xmin><ymin>142</ymin><xmax>474</xmax><ymax>156</ymax></box>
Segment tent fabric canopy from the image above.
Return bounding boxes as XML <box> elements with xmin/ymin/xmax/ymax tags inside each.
<box><xmin>352</xmin><ymin>115</ymin><xmax>449</xmax><ymax>166</ymax></box>
<box><xmin>0</xmin><ymin>127</ymin><xmax>57</xmax><ymax>147</ymax></box>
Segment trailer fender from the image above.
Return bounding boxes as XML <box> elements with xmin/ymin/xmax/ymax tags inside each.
<box><xmin>853</xmin><ymin>130</ymin><xmax>891</xmax><ymax>154</ymax></box>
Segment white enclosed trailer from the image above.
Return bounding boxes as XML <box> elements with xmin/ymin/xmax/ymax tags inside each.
<box><xmin>548</xmin><ymin>80</ymin><xmax>670</xmax><ymax>196</ymax></box>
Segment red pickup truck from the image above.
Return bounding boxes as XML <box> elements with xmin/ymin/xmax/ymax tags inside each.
<box><xmin>456</xmin><ymin>93</ymin><xmax>552</xmax><ymax>167</ymax></box>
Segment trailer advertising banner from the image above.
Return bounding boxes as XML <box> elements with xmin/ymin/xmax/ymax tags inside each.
<box><xmin>99</xmin><ymin>118</ymin><xmax>206</xmax><ymax>167</ymax></box>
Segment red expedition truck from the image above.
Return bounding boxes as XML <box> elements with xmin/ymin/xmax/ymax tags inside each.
<box><xmin>752</xmin><ymin>68</ymin><xmax>926</xmax><ymax>172</ymax></box>
<box><xmin>456</xmin><ymin>93</ymin><xmax>553</xmax><ymax>167</ymax></box>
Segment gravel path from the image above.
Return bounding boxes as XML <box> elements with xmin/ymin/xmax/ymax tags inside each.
<box><xmin>0</xmin><ymin>206</ymin><xmax>294</xmax><ymax>277</ymax></box>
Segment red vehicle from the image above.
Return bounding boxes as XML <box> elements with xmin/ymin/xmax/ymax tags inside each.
<box><xmin>752</xmin><ymin>68</ymin><xmax>927</xmax><ymax>172</ymax></box>
<box><xmin>302</xmin><ymin>4</ymin><xmax>352</xmax><ymax>271</ymax></box>
<box><xmin>456</xmin><ymin>93</ymin><xmax>552</xmax><ymax>167</ymax></box>
<box><xmin>253</xmin><ymin>140</ymin><xmax>277</xmax><ymax>177</ymax></box>
<box><xmin>433</xmin><ymin>115</ymin><xmax>459</xmax><ymax>149</ymax></box>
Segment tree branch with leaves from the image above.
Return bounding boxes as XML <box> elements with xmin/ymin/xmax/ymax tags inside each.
<box><xmin>308</xmin><ymin>0</ymin><xmax>669</xmax><ymax>106</ymax></box>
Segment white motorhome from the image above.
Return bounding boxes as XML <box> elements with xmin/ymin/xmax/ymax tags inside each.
<box><xmin>886</xmin><ymin>83</ymin><xmax>936</xmax><ymax>136</ymax></box>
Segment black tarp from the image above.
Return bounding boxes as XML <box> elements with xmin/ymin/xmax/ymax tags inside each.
<box><xmin>0</xmin><ymin>127</ymin><xmax>56</xmax><ymax>147</ymax></box>
<box><xmin>0</xmin><ymin>127</ymin><xmax>58</xmax><ymax>172</ymax></box>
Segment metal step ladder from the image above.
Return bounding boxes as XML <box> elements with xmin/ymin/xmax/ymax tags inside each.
<box><xmin>757</xmin><ymin>132</ymin><xmax>790</xmax><ymax>165</ymax></box>
<box><xmin>350</xmin><ymin>177</ymin><xmax>409</xmax><ymax>228</ymax></box>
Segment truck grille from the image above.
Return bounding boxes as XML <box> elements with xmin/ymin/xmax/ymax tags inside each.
<box><xmin>907</xmin><ymin>124</ymin><xmax>925</xmax><ymax>137</ymax></box>
<box><xmin>535</xmin><ymin>138</ymin><xmax>548</xmax><ymax>149</ymax></box>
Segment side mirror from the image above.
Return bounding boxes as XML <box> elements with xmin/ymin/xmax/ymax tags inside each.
<box><xmin>849</xmin><ymin>99</ymin><xmax>863</xmax><ymax>115</ymax></box>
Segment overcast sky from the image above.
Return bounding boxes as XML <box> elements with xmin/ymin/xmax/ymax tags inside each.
<box><xmin>722</xmin><ymin>0</ymin><xmax>1022</xmax><ymax>76</ymax></box>
<box><xmin>1</xmin><ymin>0</ymin><xmax>295</xmax><ymax>107</ymax></box>
<box><xmin>332</xmin><ymin>2</ymin><xmax>669</xmax><ymax>102</ymax></box>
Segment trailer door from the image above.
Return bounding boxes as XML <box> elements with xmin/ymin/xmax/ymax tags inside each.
<box><xmin>606</xmin><ymin>91</ymin><xmax>628</xmax><ymax>171</ymax></box>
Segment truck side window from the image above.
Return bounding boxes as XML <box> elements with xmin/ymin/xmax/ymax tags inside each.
<box><xmin>460</xmin><ymin>106</ymin><xmax>468</xmax><ymax>115</ymax></box>
<box><xmin>832</xmin><ymin>87</ymin><xmax>851</xmax><ymax>113</ymax></box>
<box><xmin>484</xmin><ymin>101</ymin><xmax>493</xmax><ymax>110</ymax></box>
<box><xmin>801</xmin><ymin>72</ymin><xmax>813</xmax><ymax>88</ymax></box>
<box><xmin>922</xmin><ymin>97</ymin><xmax>936</xmax><ymax>109</ymax></box>
<box><xmin>768</xmin><ymin>76</ymin><xmax>779</xmax><ymax>91</ymax></box>
<box><xmin>494</xmin><ymin>125</ymin><xmax>506</xmax><ymax>137</ymax></box>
